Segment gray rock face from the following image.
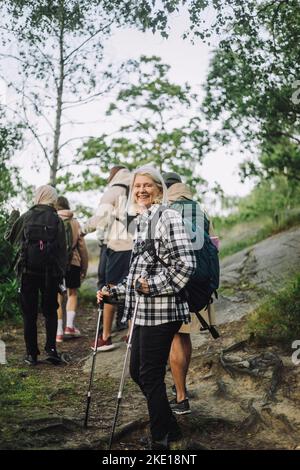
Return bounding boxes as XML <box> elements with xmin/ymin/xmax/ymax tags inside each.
<box><xmin>215</xmin><ymin>226</ymin><xmax>300</xmax><ymax>325</ymax></box>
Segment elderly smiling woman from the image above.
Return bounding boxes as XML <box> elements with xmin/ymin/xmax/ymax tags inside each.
<box><xmin>98</xmin><ymin>166</ymin><xmax>196</xmax><ymax>450</ymax></box>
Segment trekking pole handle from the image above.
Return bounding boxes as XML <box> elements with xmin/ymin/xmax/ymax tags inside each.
<box><xmin>102</xmin><ymin>285</ymin><xmax>110</xmax><ymax>294</ymax></box>
<box><xmin>135</xmin><ymin>270</ymin><xmax>148</xmax><ymax>294</ymax></box>
<box><xmin>97</xmin><ymin>285</ymin><xmax>111</xmax><ymax>305</ymax></box>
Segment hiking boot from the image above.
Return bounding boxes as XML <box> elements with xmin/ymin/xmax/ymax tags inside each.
<box><xmin>24</xmin><ymin>354</ymin><xmax>38</xmax><ymax>366</ymax></box>
<box><xmin>64</xmin><ymin>327</ymin><xmax>81</xmax><ymax>338</ymax></box>
<box><xmin>171</xmin><ymin>384</ymin><xmax>191</xmax><ymax>399</ymax></box>
<box><xmin>91</xmin><ymin>335</ymin><xmax>115</xmax><ymax>352</ymax></box>
<box><xmin>44</xmin><ymin>348</ymin><xmax>63</xmax><ymax>365</ymax></box>
<box><xmin>56</xmin><ymin>334</ymin><xmax>64</xmax><ymax>343</ymax></box>
<box><xmin>170</xmin><ymin>398</ymin><xmax>191</xmax><ymax>415</ymax></box>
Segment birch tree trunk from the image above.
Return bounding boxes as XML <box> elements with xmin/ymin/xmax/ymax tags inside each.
<box><xmin>51</xmin><ymin>9</ymin><xmax>65</xmax><ymax>187</ymax></box>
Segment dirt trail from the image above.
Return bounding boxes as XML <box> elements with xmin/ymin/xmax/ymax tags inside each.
<box><xmin>1</xmin><ymin>227</ymin><xmax>300</xmax><ymax>450</ymax></box>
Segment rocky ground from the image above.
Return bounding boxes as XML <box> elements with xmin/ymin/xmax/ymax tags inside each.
<box><xmin>0</xmin><ymin>226</ymin><xmax>300</xmax><ymax>450</ymax></box>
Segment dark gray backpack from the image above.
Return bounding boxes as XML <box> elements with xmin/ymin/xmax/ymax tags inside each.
<box><xmin>21</xmin><ymin>206</ymin><xmax>60</xmax><ymax>275</ymax></box>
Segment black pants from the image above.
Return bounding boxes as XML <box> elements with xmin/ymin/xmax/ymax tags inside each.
<box><xmin>20</xmin><ymin>273</ymin><xmax>59</xmax><ymax>357</ymax></box>
<box><xmin>130</xmin><ymin>321</ymin><xmax>182</xmax><ymax>441</ymax></box>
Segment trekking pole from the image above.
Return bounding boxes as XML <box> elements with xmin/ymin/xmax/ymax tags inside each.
<box><xmin>108</xmin><ymin>283</ymin><xmax>142</xmax><ymax>450</ymax></box>
<box><xmin>84</xmin><ymin>299</ymin><xmax>104</xmax><ymax>428</ymax></box>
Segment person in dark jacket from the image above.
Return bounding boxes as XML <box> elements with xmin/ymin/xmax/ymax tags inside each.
<box><xmin>4</xmin><ymin>185</ymin><xmax>67</xmax><ymax>365</ymax></box>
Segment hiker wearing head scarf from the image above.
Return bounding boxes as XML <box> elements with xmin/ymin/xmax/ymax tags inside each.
<box><xmin>98</xmin><ymin>165</ymin><xmax>196</xmax><ymax>450</ymax></box>
<box><xmin>34</xmin><ymin>185</ymin><xmax>58</xmax><ymax>206</ymax></box>
<box><xmin>5</xmin><ymin>185</ymin><xmax>67</xmax><ymax>366</ymax></box>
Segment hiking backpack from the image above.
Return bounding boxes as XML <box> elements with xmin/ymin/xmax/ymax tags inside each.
<box><xmin>173</xmin><ymin>200</ymin><xmax>220</xmax><ymax>312</ymax></box>
<box><xmin>146</xmin><ymin>203</ymin><xmax>220</xmax><ymax>336</ymax></box>
<box><xmin>63</xmin><ymin>218</ymin><xmax>74</xmax><ymax>270</ymax></box>
<box><xmin>21</xmin><ymin>206</ymin><xmax>60</xmax><ymax>275</ymax></box>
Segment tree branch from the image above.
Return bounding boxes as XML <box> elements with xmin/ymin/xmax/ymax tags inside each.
<box><xmin>60</xmin><ymin>117</ymin><xmax>107</xmax><ymax>127</ymax></box>
<box><xmin>5</xmin><ymin>102</ymin><xmax>51</xmax><ymax>167</ymax></box>
<box><xmin>269</xmin><ymin>131</ymin><xmax>300</xmax><ymax>145</ymax></box>
<box><xmin>58</xmin><ymin>135</ymin><xmax>95</xmax><ymax>151</ymax></box>
<box><xmin>0</xmin><ymin>75</ymin><xmax>55</xmax><ymax>132</ymax></box>
<box><xmin>34</xmin><ymin>43</ymin><xmax>59</xmax><ymax>91</ymax></box>
<box><xmin>22</xmin><ymin>103</ymin><xmax>51</xmax><ymax>167</ymax></box>
<box><xmin>64</xmin><ymin>20</ymin><xmax>114</xmax><ymax>63</ymax></box>
<box><xmin>62</xmin><ymin>89</ymin><xmax>109</xmax><ymax>109</ymax></box>
<box><xmin>257</xmin><ymin>0</ymin><xmax>289</xmax><ymax>16</ymax></box>
<box><xmin>0</xmin><ymin>53</ymin><xmax>28</xmax><ymax>65</ymax></box>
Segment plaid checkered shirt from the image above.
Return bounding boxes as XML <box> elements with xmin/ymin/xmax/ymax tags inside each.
<box><xmin>111</xmin><ymin>204</ymin><xmax>196</xmax><ymax>326</ymax></box>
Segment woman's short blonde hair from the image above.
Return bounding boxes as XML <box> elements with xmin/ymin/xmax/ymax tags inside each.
<box><xmin>127</xmin><ymin>165</ymin><xmax>168</xmax><ymax>213</ymax></box>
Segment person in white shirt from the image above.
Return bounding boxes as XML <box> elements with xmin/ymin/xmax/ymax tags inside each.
<box><xmin>82</xmin><ymin>166</ymin><xmax>133</xmax><ymax>351</ymax></box>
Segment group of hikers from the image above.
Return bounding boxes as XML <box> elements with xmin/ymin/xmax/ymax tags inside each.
<box><xmin>4</xmin><ymin>164</ymin><xmax>219</xmax><ymax>450</ymax></box>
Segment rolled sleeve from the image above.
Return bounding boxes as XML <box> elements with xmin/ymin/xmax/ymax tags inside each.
<box><xmin>110</xmin><ymin>277</ymin><xmax>127</xmax><ymax>301</ymax></box>
<box><xmin>82</xmin><ymin>187</ymin><xmax>118</xmax><ymax>235</ymax></box>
